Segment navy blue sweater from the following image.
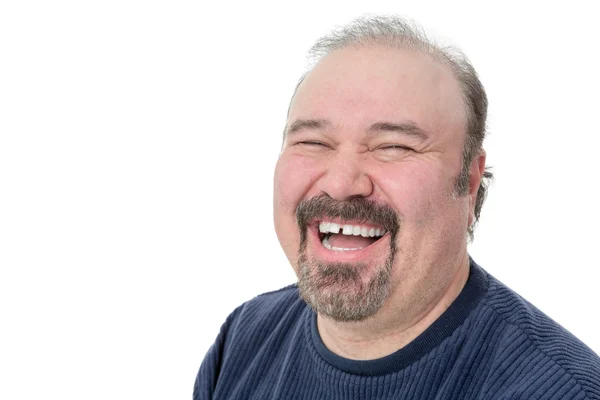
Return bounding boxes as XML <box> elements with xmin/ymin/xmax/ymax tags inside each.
<box><xmin>195</xmin><ymin>261</ymin><xmax>600</xmax><ymax>399</ymax></box>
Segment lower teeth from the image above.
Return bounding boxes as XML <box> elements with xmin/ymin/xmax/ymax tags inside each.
<box><xmin>321</xmin><ymin>235</ymin><xmax>363</xmax><ymax>251</ymax></box>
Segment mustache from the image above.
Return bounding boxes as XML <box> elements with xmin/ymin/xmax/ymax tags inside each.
<box><xmin>296</xmin><ymin>195</ymin><xmax>400</xmax><ymax>237</ymax></box>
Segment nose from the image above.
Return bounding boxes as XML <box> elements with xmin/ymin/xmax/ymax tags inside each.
<box><xmin>317</xmin><ymin>151</ymin><xmax>374</xmax><ymax>201</ymax></box>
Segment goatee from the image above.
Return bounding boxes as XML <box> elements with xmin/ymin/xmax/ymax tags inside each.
<box><xmin>295</xmin><ymin>195</ymin><xmax>399</xmax><ymax>322</ymax></box>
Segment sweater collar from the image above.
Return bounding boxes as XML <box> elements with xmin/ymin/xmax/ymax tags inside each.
<box><xmin>309</xmin><ymin>257</ymin><xmax>489</xmax><ymax>376</ymax></box>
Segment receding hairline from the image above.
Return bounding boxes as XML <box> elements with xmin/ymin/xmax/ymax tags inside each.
<box><xmin>284</xmin><ymin>42</ymin><xmax>468</xmax><ymax>138</ymax></box>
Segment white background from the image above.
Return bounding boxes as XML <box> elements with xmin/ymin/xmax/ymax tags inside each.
<box><xmin>1</xmin><ymin>1</ymin><xmax>599</xmax><ymax>399</ymax></box>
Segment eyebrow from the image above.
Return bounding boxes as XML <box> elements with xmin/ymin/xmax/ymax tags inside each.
<box><xmin>286</xmin><ymin>119</ymin><xmax>330</xmax><ymax>136</ymax></box>
<box><xmin>368</xmin><ymin>121</ymin><xmax>429</xmax><ymax>141</ymax></box>
<box><xmin>285</xmin><ymin>119</ymin><xmax>429</xmax><ymax>141</ymax></box>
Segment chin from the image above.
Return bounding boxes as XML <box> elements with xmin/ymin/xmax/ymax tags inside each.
<box><xmin>296</xmin><ymin>232</ymin><xmax>396</xmax><ymax>322</ymax></box>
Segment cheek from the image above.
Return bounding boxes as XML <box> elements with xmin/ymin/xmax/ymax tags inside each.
<box><xmin>375</xmin><ymin>161</ymin><xmax>469</xmax><ymax>245</ymax></box>
<box><xmin>275</xmin><ymin>156</ymin><xmax>312</xmax><ymax>206</ymax></box>
<box><xmin>377</xmin><ymin>163</ymin><xmax>468</xmax><ymax>251</ymax></box>
<box><xmin>273</xmin><ymin>154</ymin><xmax>323</xmax><ymax>261</ymax></box>
<box><xmin>376</xmin><ymin>164</ymin><xmax>449</xmax><ymax>217</ymax></box>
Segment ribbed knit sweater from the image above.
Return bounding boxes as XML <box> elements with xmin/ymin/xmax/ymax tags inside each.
<box><xmin>194</xmin><ymin>260</ymin><xmax>600</xmax><ymax>399</ymax></box>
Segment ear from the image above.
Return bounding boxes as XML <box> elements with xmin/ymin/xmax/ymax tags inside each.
<box><xmin>467</xmin><ymin>150</ymin><xmax>486</xmax><ymax>227</ymax></box>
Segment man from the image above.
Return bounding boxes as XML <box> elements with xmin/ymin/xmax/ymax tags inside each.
<box><xmin>195</xmin><ymin>15</ymin><xmax>600</xmax><ymax>399</ymax></box>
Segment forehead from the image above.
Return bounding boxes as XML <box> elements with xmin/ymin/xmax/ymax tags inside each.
<box><xmin>289</xmin><ymin>45</ymin><xmax>467</xmax><ymax>139</ymax></box>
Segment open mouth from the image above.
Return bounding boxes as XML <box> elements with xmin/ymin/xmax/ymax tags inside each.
<box><xmin>317</xmin><ymin>221</ymin><xmax>387</xmax><ymax>251</ymax></box>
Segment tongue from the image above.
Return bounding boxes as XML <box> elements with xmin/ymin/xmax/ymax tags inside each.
<box><xmin>328</xmin><ymin>233</ymin><xmax>378</xmax><ymax>248</ymax></box>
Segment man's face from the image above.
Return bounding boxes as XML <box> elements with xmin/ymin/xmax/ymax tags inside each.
<box><xmin>274</xmin><ymin>46</ymin><xmax>479</xmax><ymax>322</ymax></box>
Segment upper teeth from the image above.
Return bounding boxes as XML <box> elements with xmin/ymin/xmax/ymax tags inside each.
<box><xmin>318</xmin><ymin>222</ymin><xmax>385</xmax><ymax>237</ymax></box>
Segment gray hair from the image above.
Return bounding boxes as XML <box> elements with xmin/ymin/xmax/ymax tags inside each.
<box><xmin>288</xmin><ymin>15</ymin><xmax>493</xmax><ymax>241</ymax></box>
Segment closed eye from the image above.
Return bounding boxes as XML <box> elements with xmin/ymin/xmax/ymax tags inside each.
<box><xmin>379</xmin><ymin>145</ymin><xmax>413</xmax><ymax>151</ymax></box>
<box><xmin>297</xmin><ymin>141</ymin><xmax>328</xmax><ymax>147</ymax></box>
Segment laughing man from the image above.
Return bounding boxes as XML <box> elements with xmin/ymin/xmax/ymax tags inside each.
<box><xmin>194</xmin><ymin>15</ymin><xmax>600</xmax><ymax>400</ymax></box>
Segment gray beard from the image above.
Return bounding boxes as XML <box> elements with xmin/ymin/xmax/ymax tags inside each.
<box><xmin>297</xmin><ymin>242</ymin><xmax>395</xmax><ymax>322</ymax></box>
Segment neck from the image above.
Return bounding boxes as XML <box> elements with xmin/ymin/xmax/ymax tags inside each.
<box><xmin>316</xmin><ymin>253</ymin><xmax>471</xmax><ymax>360</ymax></box>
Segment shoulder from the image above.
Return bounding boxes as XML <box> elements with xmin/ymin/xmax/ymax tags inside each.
<box><xmin>194</xmin><ymin>284</ymin><xmax>308</xmax><ymax>399</ymax></box>
<box><xmin>221</xmin><ymin>284</ymin><xmax>308</xmax><ymax>345</ymax></box>
<box><xmin>238</xmin><ymin>283</ymin><xmax>305</xmax><ymax>321</ymax></box>
<box><xmin>479</xmin><ymin>271</ymin><xmax>600</xmax><ymax>399</ymax></box>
